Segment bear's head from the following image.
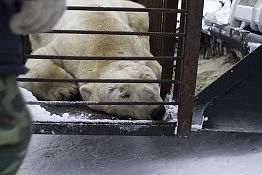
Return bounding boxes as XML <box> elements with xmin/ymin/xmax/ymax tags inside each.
<box><xmin>79</xmin><ymin>61</ymin><xmax>166</xmax><ymax>120</ymax></box>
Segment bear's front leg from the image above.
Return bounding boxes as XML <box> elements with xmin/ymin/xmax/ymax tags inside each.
<box><xmin>19</xmin><ymin>58</ymin><xmax>78</xmax><ymax>101</ymax></box>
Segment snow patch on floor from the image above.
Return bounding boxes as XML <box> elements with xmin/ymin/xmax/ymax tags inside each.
<box><xmin>19</xmin><ymin>87</ymin><xmax>94</xmax><ymax>122</ymax></box>
<box><xmin>19</xmin><ymin>88</ymin><xmax>60</xmax><ymax>120</ymax></box>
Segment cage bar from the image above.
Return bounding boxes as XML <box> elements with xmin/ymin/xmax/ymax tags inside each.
<box><xmin>67</xmin><ymin>6</ymin><xmax>187</xmax><ymax>13</ymax></box>
<box><xmin>24</xmin><ymin>54</ymin><xmax>181</xmax><ymax>61</ymax></box>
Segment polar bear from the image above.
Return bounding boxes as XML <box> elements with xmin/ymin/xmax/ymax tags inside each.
<box><xmin>19</xmin><ymin>0</ymin><xmax>166</xmax><ymax>120</ymax></box>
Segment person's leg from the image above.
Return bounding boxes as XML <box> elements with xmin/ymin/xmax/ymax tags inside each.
<box><xmin>0</xmin><ymin>75</ymin><xmax>32</xmax><ymax>175</ymax></box>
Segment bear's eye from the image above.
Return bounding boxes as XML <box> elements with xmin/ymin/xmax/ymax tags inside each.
<box><xmin>108</xmin><ymin>87</ymin><xmax>116</xmax><ymax>93</ymax></box>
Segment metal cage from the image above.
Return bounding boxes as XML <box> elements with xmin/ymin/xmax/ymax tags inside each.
<box><xmin>21</xmin><ymin>0</ymin><xmax>204</xmax><ymax>137</ymax></box>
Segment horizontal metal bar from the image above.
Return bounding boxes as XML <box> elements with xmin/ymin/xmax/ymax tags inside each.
<box><xmin>17</xmin><ymin>78</ymin><xmax>179</xmax><ymax>84</ymax></box>
<box><xmin>26</xmin><ymin>101</ymin><xmax>178</xmax><ymax>106</ymax></box>
<box><xmin>25</xmin><ymin>54</ymin><xmax>181</xmax><ymax>61</ymax></box>
<box><xmin>67</xmin><ymin>6</ymin><xmax>187</xmax><ymax>14</ymax></box>
<box><xmin>33</xmin><ymin>120</ymin><xmax>177</xmax><ymax>136</ymax></box>
<box><xmin>46</xmin><ymin>30</ymin><xmax>184</xmax><ymax>37</ymax></box>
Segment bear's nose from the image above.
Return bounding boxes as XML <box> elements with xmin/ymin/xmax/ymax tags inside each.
<box><xmin>150</xmin><ymin>105</ymin><xmax>166</xmax><ymax>120</ymax></box>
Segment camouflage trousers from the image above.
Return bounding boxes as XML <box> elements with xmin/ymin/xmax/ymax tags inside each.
<box><xmin>0</xmin><ymin>75</ymin><xmax>32</xmax><ymax>175</ymax></box>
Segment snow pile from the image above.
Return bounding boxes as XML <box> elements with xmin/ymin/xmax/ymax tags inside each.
<box><xmin>248</xmin><ymin>42</ymin><xmax>262</xmax><ymax>53</ymax></box>
<box><xmin>164</xmin><ymin>93</ymin><xmax>178</xmax><ymax>122</ymax></box>
<box><xmin>19</xmin><ymin>87</ymin><xmax>93</xmax><ymax>122</ymax></box>
<box><xmin>164</xmin><ymin>105</ymin><xmax>178</xmax><ymax>122</ymax></box>
<box><xmin>202</xmin><ymin>0</ymin><xmax>231</xmax><ymax>31</ymax></box>
<box><xmin>19</xmin><ymin>88</ymin><xmax>60</xmax><ymax>120</ymax></box>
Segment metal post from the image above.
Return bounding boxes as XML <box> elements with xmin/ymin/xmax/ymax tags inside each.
<box><xmin>177</xmin><ymin>0</ymin><xmax>204</xmax><ymax>137</ymax></box>
<box><xmin>159</xmin><ymin>0</ymin><xmax>179</xmax><ymax>99</ymax></box>
<box><xmin>138</xmin><ymin>0</ymin><xmax>165</xmax><ymax>56</ymax></box>
<box><xmin>138</xmin><ymin>0</ymin><xmax>178</xmax><ymax>99</ymax></box>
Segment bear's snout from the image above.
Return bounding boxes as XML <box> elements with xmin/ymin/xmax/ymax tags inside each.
<box><xmin>150</xmin><ymin>105</ymin><xmax>166</xmax><ymax>120</ymax></box>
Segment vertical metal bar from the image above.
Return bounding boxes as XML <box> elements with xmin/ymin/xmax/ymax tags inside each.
<box><xmin>138</xmin><ymin>0</ymin><xmax>178</xmax><ymax>100</ymax></box>
<box><xmin>138</xmin><ymin>0</ymin><xmax>165</xmax><ymax>56</ymax></box>
<box><xmin>159</xmin><ymin>0</ymin><xmax>179</xmax><ymax>99</ymax></box>
<box><xmin>139</xmin><ymin>0</ymin><xmax>180</xmax><ymax>100</ymax></box>
<box><xmin>177</xmin><ymin>0</ymin><xmax>204</xmax><ymax>137</ymax></box>
<box><xmin>174</xmin><ymin>0</ymin><xmax>187</xmax><ymax>103</ymax></box>
<box><xmin>22</xmin><ymin>35</ymin><xmax>32</xmax><ymax>54</ymax></box>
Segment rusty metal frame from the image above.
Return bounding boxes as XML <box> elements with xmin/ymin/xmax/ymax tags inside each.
<box><xmin>21</xmin><ymin>0</ymin><xmax>204</xmax><ymax>137</ymax></box>
<box><xmin>176</xmin><ymin>0</ymin><xmax>204</xmax><ymax>136</ymax></box>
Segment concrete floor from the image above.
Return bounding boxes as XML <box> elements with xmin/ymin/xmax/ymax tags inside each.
<box><xmin>17</xmin><ymin>131</ymin><xmax>262</xmax><ymax>175</ymax></box>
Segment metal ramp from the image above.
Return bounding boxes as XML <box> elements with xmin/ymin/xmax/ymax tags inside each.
<box><xmin>193</xmin><ymin>45</ymin><xmax>262</xmax><ymax>133</ymax></box>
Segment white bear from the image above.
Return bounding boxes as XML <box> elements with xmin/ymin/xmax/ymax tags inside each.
<box><xmin>19</xmin><ymin>0</ymin><xmax>166</xmax><ymax>120</ymax></box>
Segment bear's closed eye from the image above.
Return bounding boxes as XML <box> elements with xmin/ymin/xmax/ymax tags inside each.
<box><xmin>108</xmin><ymin>87</ymin><xmax>116</xmax><ymax>93</ymax></box>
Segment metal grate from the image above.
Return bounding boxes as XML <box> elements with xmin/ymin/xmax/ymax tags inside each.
<box><xmin>20</xmin><ymin>0</ymin><xmax>204</xmax><ymax>137</ymax></box>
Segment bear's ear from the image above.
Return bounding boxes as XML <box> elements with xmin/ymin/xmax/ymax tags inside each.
<box><xmin>80</xmin><ymin>84</ymin><xmax>94</xmax><ymax>100</ymax></box>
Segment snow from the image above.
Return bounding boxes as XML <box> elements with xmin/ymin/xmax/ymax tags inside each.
<box><xmin>203</xmin><ymin>0</ymin><xmax>231</xmax><ymax>24</ymax></box>
<box><xmin>19</xmin><ymin>88</ymin><xmax>60</xmax><ymax>120</ymax></box>
<box><xmin>164</xmin><ymin>93</ymin><xmax>178</xmax><ymax>122</ymax></box>
<box><xmin>19</xmin><ymin>87</ymin><xmax>94</xmax><ymax>122</ymax></box>
<box><xmin>247</xmin><ymin>42</ymin><xmax>262</xmax><ymax>53</ymax></box>
<box><xmin>202</xmin><ymin>0</ymin><xmax>232</xmax><ymax>31</ymax></box>
<box><xmin>61</xmin><ymin>112</ymin><xmax>70</xmax><ymax>118</ymax></box>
